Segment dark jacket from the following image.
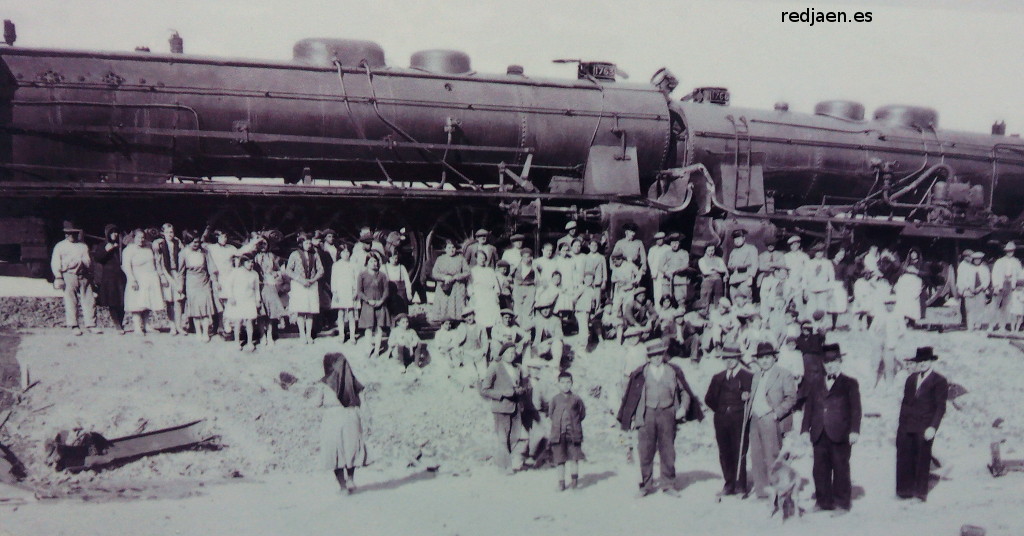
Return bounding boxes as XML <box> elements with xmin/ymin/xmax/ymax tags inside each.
<box><xmin>480</xmin><ymin>362</ymin><xmax>523</xmax><ymax>414</ymax></box>
<box><xmin>549</xmin><ymin>392</ymin><xmax>586</xmax><ymax>443</ymax></box>
<box><xmin>616</xmin><ymin>363</ymin><xmax>704</xmax><ymax>430</ymax></box>
<box><xmin>704</xmin><ymin>368</ymin><xmax>753</xmax><ymax>414</ymax></box>
<box><xmin>801</xmin><ymin>373</ymin><xmax>862</xmax><ymax>443</ymax></box>
<box><xmin>898</xmin><ymin>370</ymin><xmax>948</xmax><ymax>434</ymax></box>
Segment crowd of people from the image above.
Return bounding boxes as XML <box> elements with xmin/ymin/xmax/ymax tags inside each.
<box><xmin>50</xmin><ymin>217</ymin><xmax>961</xmax><ymax>512</ymax></box>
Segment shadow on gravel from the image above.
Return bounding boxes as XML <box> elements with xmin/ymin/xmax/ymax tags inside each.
<box><xmin>575</xmin><ymin>470</ymin><xmax>616</xmax><ymax>490</ymax></box>
<box><xmin>355</xmin><ymin>469</ymin><xmax>438</xmax><ymax>494</ymax></box>
<box><xmin>671</xmin><ymin>470</ymin><xmax>720</xmax><ymax>491</ymax></box>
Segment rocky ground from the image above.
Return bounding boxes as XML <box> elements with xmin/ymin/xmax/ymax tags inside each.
<box><xmin>0</xmin><ymin>291</ymin><xmax>1023</xmax><ymax>535</ymax></box>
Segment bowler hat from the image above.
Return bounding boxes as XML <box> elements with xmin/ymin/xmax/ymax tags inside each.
<box><xmin>906</xmin><ymin>346</ymin><xmax>938</xmax><ymax>362</ymax></box>
<box><xmin>667</xmin><ymin>233</ymin><xmax>683</xmax><ymax>242</ymax></box>
<box><xmin>753</xmin><ymin>342</ymin><xmax>778</xmax><ymax>358</ymax></box>
<box><xmin>565</xmin><ymin>221</ymin><xmax>578</xmax><ymax>231</ymax></box>
<box><xmin>732</xmin><ymin>229</ymin><xmax>747</xmax><ymax>238</ymax></box>
<box><xmin>653</xmin><ymin>231</ymin><xmax>666</xmax><ymax>240</ymax></box>
<box><xmin>62</xmin><ymin>220</ymin><xmax>81</xmax><ymax>233</ymax></box>
<box><xmin>822</xmin><ymin>343</ymin><xmax>843</xmax><ymax>363</ymax></box>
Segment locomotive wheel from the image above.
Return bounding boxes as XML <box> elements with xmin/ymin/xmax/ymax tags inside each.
<box><xmin>331</xmin><ymin>206</ymin><xmax>425</xmax><ymax>282</ymax></box>
<box><xmin>423</xmin><ymin>205</ymin><xmax>514</xmax><ymax>282</ymax></box>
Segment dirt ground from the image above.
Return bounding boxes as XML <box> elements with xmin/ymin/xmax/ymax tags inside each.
<box><xmin>1</xmin><ymin>314</ymin><xmax>1023</xmax><ymax>535</ymax></box>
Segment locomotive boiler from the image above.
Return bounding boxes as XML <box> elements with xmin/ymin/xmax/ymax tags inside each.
<box><xmin>1</xmin><ymin>26</ymin><xmax>1023</xmax><ymax>281</ymax></box>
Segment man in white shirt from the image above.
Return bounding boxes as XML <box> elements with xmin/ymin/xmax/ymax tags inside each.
<box><xmin>648</xmin><ymin>232</ymin><xmax>670</xmax><ymax>303</ymax></box>
<box><xmin>50</xmin><ymin>221</ymin><xmax>99</xmax><ymax>335</ymax></box>
<box><xmin>783</xmin><ymin>235</ymin><xmax>809</xmax><ymax>291</ymax></box>
<box><xmin>501</xmin><ymin>234</ymin><xmax>526</xmax><ymax>268</ymax></box>
<box><xmin>556</xmin><ymin>221</ymin><xmax>581</xmax><ymax>252</ymax></box>
<box><xmin>727</xmin><ymin>230</ymin><xmax>759</xmax><ymax>301</ymax></box>
<box><xmin>957</xmin><ymin>251</ymin><xmax>991</xmax><ymax>330</ymax></box>
<box><xmin>990</xmin><ymin>242</ymin><xmax>1022</xmax><ymax>331</ymax></box>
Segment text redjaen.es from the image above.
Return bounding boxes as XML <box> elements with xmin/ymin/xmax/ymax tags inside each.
<box><xmin>782</xmin><ymin>9</ymin><xmax>873</xmax><ymax>26</ymax></box>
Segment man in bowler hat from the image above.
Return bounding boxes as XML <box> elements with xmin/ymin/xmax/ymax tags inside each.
<box><xmin>896</xmin><ymin>346</ymin><xmax>948</xmax><ymax>502</ymax></box>
<box><xmin>801</xmin><ymin>343</ymin><xmax>861</xmax><ymax>513</ymax></box>
<box><xmin>704</xmin><ymin>346</ymin><xmax>753</xmax><ymax>496</ymax></box>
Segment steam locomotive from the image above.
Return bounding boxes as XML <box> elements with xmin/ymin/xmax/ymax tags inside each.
<box><xmin>2</xmin><ymin>25</ymin><xmax>1023</xmax><ymax>280</ymax></box>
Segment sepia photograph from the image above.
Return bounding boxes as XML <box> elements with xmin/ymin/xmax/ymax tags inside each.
<box><xmin>0</xmin><ymin>1</ymin><xmax>1022</xmax><ymax>534</ymax></box>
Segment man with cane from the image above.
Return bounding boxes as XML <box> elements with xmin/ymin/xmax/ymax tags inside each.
<box><xmin>747</xmin><ymin>341</ymin><xmax>798</xmax><ymax>500</ymax></box>
<box><xmin>704</xmin><ymin>346</ymin><xmax>753</xmax><ymax>496</ymax></box>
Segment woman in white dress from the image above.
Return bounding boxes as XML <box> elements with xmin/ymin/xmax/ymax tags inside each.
<box><xmin>121</xmin><ymin>229</ymin><xmax>164</xmax><ymax>336</ymax></box>
<box><xmin>286</xmin><ymin>234</ymin><xmax>325</xmax><ymax>344</ymax></box>
<box><xmin>894</xmin><ymin>265</ymin><xmax>924</xmax><ymax>325</ymax></box>
<box><xmin>468</xmin><ymin>250</ymin><xmax>501</xmax><ymax>328</ymax></box>
<box><xmin>229</xmin><ymin>254</ymin><xmax>262</xmax><ymax>351</ymax></box>
<box><xmin>330</xmin><ymin>244</ymin><xmax>361</xmax><ymax>344</ymax></box>
<box><xmin>316</xmin><ymin>352</ymin><xmax>368</xmax><ymax>494</ymax></box>
<box><xmin>207</xmin><ymin>231</ymin><xmax>238</xmax><ymax>336</ymax></box>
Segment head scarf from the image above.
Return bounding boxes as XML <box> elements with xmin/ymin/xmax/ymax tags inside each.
<box><xmin>320</xmin><ymin>352</ymin><xmax>363</xmax><ymax>407</ymax></box>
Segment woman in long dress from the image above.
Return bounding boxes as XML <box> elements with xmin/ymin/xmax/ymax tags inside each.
<box><xmin>382</xmin><ymin>251</ymin><xmax>413</xmax><ymax>317</ymax></box>
<box><xmin>316</xmin><ymin>352</ymin><xmax>368</xmax><ymax>494</ymax></box>
<box><xmin>357</xmin><ymin>255</ymin><xmax>391</xmax><ymax>358</ymax></box>
<box><xmin>468</xmin><ymin>250</ymin><xmax>501</xmax><ymax>328</ymax></box>
<box><xmin>92</xmin><ymin>224</ymin><xmax>127</xmax><ymax>334</ymax></box>
<box><xmin>178</xmin><ymin>230</ymin><xmax>217</xmax><ymax>341</ymax></box>
<box><xmin>121</xmin><ymin>229</ymin><xmax>164</xmax><ymax>336</ymax></box>
<box><xmin>431</xmin><ymin>240</ymin><xmax>470</xmax><ymax>322</ymax></box>
<box><xmin>330</xmin><ymin>244</ymin><xmax>361</xmax><ymax>344</ymax></box>
<box><xmin>254</xmin><ymin>238</ymin><xmax>288</xmax><ymax>346</ymax></box>
<box><xmin>286</xmin><ymin>234</ymin><xmax>324</xmax><ymax>344</ymax></box>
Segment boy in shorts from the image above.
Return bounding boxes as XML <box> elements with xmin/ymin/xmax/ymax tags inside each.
<box><xmin>549</xmin><ymin>371</ymin><xmax>586</xmax><ymax>490</ymax></box>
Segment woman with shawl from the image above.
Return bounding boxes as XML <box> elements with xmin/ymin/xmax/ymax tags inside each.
<box><xmin>316</xmin><ymin>352</ymin><xmax>369</xmax><ymax>494</ymax></box>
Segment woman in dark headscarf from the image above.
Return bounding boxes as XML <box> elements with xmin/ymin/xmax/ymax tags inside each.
<box><xmin>317</xmin><ymin>352</ymin><xmax>368</xmax><ymax>494</ymax></box>
<box><xmin>92</xmin><ymin>224</ymin><xmax>127</xmax><ymax>333</ymax></box>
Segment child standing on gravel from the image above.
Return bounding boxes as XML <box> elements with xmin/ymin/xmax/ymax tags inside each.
<box><xmin>549</xmin><ymin>371</ymin><xmax>586</xmax><ymax>491</ymax></box>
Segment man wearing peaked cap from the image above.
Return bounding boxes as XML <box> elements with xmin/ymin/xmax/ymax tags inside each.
<box><xmin>747</xmin><ymin>341</ymin><xmax>798</xmax><ymax>500</ymax></box>
<box><xmin>991</xmin><ymin>241</ymin><xmax>1022</xmax><ymax>331</ymax></box>
<box><xmin>783</xmin><ymin>234</ymin><xmax>810</xmax><ymax>292</ymax></box>
<box><xmin>501</xmin><ymin>233</ymin><xmax>527</xmax><ymax>267</ymax></box>
<box><xmin>51</xmin><ymin>220</ymin><xmax>98</xmax><ymax>336</ymax></box>
<box><xmin>556</xmin><ymin>220</ymin><xmax>580</xmax><ymax>252</ymax></box>
<box><xmin>617</xmin><ymin>338</ymin><xmax>704</xmax><ymax>497</ymax></box>
<box><xmin>801</xmin><ymin>343</ymin><xmax>861</xmax><ymax>513</ymax></box>
<box><xmin>896</xmin><ymin>346</ymin><xmax>948</xmax><ymax>502</ymax></box>
<box><xmin>704</xmin><ymin>346</ymin><xmax>754</xmax><ymax>496</ymax></box>
<box><xmin>726</xmin><ymin>228</ymin><xmax>759</xmax><ymax>301</ymax></box>
<box><xmin>464</xmin><ymin>229</ymin><xmax>498</xmax><ymax>267</ymax></box>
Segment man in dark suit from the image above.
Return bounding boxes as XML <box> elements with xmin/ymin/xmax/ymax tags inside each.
<box><xmin>801</xmin><ymin>343</ymin><xmax>861</xmax><ymax>513</ymax></box>
<box><xmin>704</xmin><ymin>346</ymin><xmax>753</xmax><ymax>496</ymax></box>
<box><xmin>617</xmin><ymin>339</ymin><xmax>703</xmax><ymax>497</ymax></box>
<box><xmin>896</xmin><ymin>346</ymin><xmax>948</xmax><ymax>502</ymax></box>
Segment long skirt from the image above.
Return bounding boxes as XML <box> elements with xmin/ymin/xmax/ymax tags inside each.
<box><xmin>289</xmin><ymin>280</ymin><xmax>320</xmax><ymax>315</ymax></box>
<box><xmin>125</xmin><ymin>271</ymin><xmax>164</xmax><ymax>313</ymax></box>
<box><xmin>319</xmin><ymin>406</ymin><xmax>368</xmax><ymax>471</ymax></box>
<box><xmin>432</xmin><ymin>281</ymin><xmax>467</xmax><ymax>322</ymax></box>
<box><xmin>184</xmin><ymin>270</ymin><xmax>217</xmax><ymax>318</ymax></box>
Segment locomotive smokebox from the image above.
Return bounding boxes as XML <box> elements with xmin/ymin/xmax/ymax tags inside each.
<box><xmin>293</xmin><ymin>38</ymin><xmax>386</xmax><ymax>68</ymax></box>
<box><xmin>410</xmin><ymin>49</ymin><xmax>472</xmax><ymax>75</ymax></box>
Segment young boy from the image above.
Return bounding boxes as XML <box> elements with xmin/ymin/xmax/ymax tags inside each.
<box><xmin>389</xmin><ymin>313</ymin><xmax>423</xmax><ymax>372</ymax></box>
<box><xmin>549</xmin><ymin>371</ymin><xmax>586</xmax><ymax>491</ymax></box>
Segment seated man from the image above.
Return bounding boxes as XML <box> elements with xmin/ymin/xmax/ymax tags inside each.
<box><xmin>622</xmin><ymin>287</ymin><xmax>658</xmax><ymax>343</ymax></box>
<box><xmin>532</xmin><ymin>300</ymin><xmax>565</xmax><ymax>365</ymax></box>
<box><xmin>491</xmin><ymin>308</ymin><xmax>530</xmax><ymax>360</ymax></box>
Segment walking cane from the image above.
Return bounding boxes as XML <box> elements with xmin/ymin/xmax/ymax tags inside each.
<box><xmin>735</xmin><ymin>377</ymin><xmax>755</xmax><ymax>495</ymax></box>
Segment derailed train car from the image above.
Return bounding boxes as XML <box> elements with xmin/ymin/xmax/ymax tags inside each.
<box><xmin>1</xmin><ymin>25</ymin><xmax>1024</xmax><ymax>282</ymax></box>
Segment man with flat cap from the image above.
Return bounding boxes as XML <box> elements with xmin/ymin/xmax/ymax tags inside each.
<box><xmin>618</xmin><ymin>339</ymin><xmax>704</xmax><ymax>497</ymax></box>
<box><xmin>464</xmin><ymin>229</ymin><xmax>498</xmax><ymax>267</ymax></box>
<box><xmin>704</xmin><ymin>346</ymin><xmax>754</xmax><ymax>496</ymax></box>
<box><xmin>896</xmin><ymin>346</ymin><xmax>948</xmax><ymax>502</ymax></box>
<box><xmin>50</xmin><ymin>220</ymin><xmax>99</xmax><ymax>336</ymax></box>
<box><xmin>501</xmin><ymin>234</ymin><xmax>527</xmax><ymax>268</ymax></box>
<box><xmin>556</xmin><ymin>221</ymin><xmax>581</xmax><ymax>252</ymax></box>
<box><xmin>647</xmin><ymin>231</ymin><xmax>670</xmax><ymax>303</ymax></box>
<box><xmin>801</xmin><ymin>343</ymin><xmax>861</xmax><ymax>513</ymax></box>
<box><xmin>659</xmin><ymin>233</ymin><xmax>690</xmax><ymax>305</ymax></box>
<box><xmin>747</xmin><ymin>341</ymin><xmax>798</xmax><ymax>500</ymax></box>
<box><xmin>726</xmin><ymin>229</ymin><xmax>759</xmax><ymax>301</ymax></box>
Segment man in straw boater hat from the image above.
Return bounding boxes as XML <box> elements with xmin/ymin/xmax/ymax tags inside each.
<box><xmin>704</xmin><ymin>346</ymin><xmax>754</xmax><ymax>497</ymax></box>
<box><xmin>990</xmin><ymin>241</ymin><xmax>1023</xmax><ymax>331</ymax></box>
<box><xmin>617</xmin><ymin>339</ymin><xmax>704</xmax><ymax>498</ymax></box>
<box><xmin>747</xmin><ymin>341</ymin><xmax>798</xmax><ymax>500</ymax></box>
<box><xmin>896</xmin><ymin>346</ymin><xmax>948</xmax><ymax>502</ymax></box>
<box><xmin>50</xmin><ymin>220</ymin><xmax>100</xmax><ymax>336</ymax></box>
<box><xmin>801</xmin><ymin>343</ymin><xmax>861</xmax><ymax>514</ymax></box>
<box><xmin>957</xmin><ymin>250</ymin><xmax>991</xmax><ymax>330</ymax></box>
